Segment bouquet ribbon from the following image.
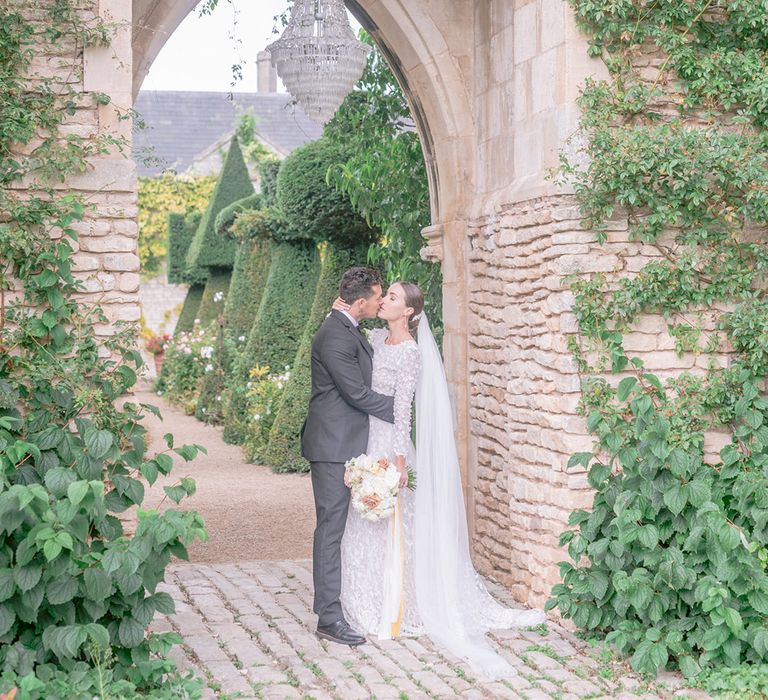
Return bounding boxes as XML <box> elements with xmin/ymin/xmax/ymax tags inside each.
<box><xmin>378</xmin><ymin>493</ymin><xmax>405</xmax><ymax>640</ymax></box>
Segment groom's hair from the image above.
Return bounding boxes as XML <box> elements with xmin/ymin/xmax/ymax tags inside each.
<box><xmin>339</xmin><ymin>267</ymin><xmax>383</xmax><ymax>304</ymax></box>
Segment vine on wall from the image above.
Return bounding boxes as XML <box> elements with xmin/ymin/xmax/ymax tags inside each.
<box><xmin>550</xmin><ymin>0</ymin><xmax>768</xmax><ymax>678</ymax></box>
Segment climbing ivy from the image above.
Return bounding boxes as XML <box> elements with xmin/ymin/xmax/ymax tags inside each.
<box><xmin>0</xmin><ymin>2</ymin><xmax>205</xmax><ymax>694</ymax></box>
<box><xmin>549</xmin><ymin>0</ymin><xmax>768</xmax><ymax>680</ymax></box>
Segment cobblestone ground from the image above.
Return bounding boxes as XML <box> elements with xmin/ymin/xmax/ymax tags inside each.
<box><xmin>150</xmin><ymin>560</ymin><xmax>710</xmax><ymax>700</ymax></box>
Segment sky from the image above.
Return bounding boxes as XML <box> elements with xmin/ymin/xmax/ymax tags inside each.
<box><xmin>140</xmin><ymin>0</ymin><xmax>360</xmax><ymax>94</ymax></box>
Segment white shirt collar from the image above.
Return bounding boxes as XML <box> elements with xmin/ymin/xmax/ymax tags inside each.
<box><xmin>340</xmin><ymin>309</ymin><xmax>359</xmax><ymax>327</ymax></box>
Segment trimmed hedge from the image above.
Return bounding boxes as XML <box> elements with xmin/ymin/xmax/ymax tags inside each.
<box><xmin>277</xmin><ymin>137</ymin><xmax>378</xmax><ymax>248</ymax></box>
<box><xmin>174</xmin><ymin>284</ymin><xmax>205</xmax><ymax>334</ymax></box>
<box><xmin>215</xmin><ymin>192</ymin><xmax>263</xmax><ymax>238</ymax></box>
<box><xmin>185</xmin><ymin>137</ymin><xmax>254</xmax><ymax>276</ymax></box>
<box><xmin>261</xmin><ymin>243</ymin><xmax>370</xmax><ymax>472</ymax></box>
<box><xmin>194</xmin><ymin>269</ymin><xmax>231</xmax><ymax>329</ymax></box>
<box><xmin>195</xmin><ymin>237</ymin><xmax>272</xmax><ymax>424</ymax></box>
<box><xmin>224</xmin><ymin>236</ymin><xmax>273</xmax><ymax>339</ymax></box>
<box><xmin>223</xmin><ymin>241</ymin><xmax>320</xmax><ymax>445</ymax></box>
<box><xmin>168</xmin><ymin>211</ymin><xmax>206</xmax><ymax>285</ymax></box>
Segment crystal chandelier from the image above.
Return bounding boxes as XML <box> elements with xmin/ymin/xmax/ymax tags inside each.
<box><xmin>267</xmin><ymin>0</ymin><xmax>371</xmax><ymax>125</ymax></box>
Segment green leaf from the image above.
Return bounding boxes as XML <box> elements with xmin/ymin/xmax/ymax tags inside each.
<box><xmin>0</xmin><ymin>603</ymin><xmax>15</xmax><ymax>636</ymax></box>
<box><xmin>118</xmin><ymin>616</ymin><xmax>145</xmax><ymax>648</ymax></box>
<box><xmin>151</xmin><ymin>591</ymin><xmax>175</xmax><ymax>615</ymax></box>
<box><xmin>163</xmin><ymin>485</ymin><xmax>186</xmax><ymax>504</ymax></box>
<box><xmin>663</xmin><ymin>484</ymin><xmax>687</xmax><ymax>515</ymax></box>
<box><xmin>85</xmin><ymin>429</ymin><xmax>113</xmax><ymax>460</ymax></box>
<box><xmin>638</xmin><ymin>525</ymin><xmax>659</xmax><ymax>549</ymax></box>
<box><xmin>140</xmin><ymin>460</ymin><xmax>159</xmax><ymax>485</ymax></box>
<box><xmin>0</xmin><ymin>569</ymin><xmax>15</xmax><ymax>602</ymax></box>
<box><xmin>14</xmin><ymin>565</ymin><xmax>42</xmax><ymax>592</ymax></box>
<box><xmin>677</xmin><ymin>655</ymin><xmax>700</xmax><ymax>678</ymax></box>
<box><xmin>43</xmin><ymin>539</ymin><xmax>62</xmax><ymax>562</ymax></box>
<box><xmin>67</xmin><ymin>480</ymin><xmax>89</xmax><ymax>506</ymax></box>
<box><xmin>155</xmin><ymin>453</ymin><xmax>174</xmax><ymax>474</ymax></box>
<box><xmin>748</xmin><ymin>589</ymin><xmax>768</xmax><ymax>615</ymax></box>
<box><xmin>617</xmin><ymin>376</ymin><xmax>637</xmax><ymax>401</ymax></box>
<box><xmin>47</xmin><ymin>575</ymin><xmax>78</xmax><ymax>605</ymax></box>
<box><xmin>84</xmin><ymin>568</ymin><xmax>112</xmax><ymax>600</ymax></box>
<box><xmin>722</xmin><ymin>607</ymin><xmax>744</xmax><ymax>636</ymax></box>
<box><xmin>44</xmin><ymin>467</ymin><xmax>76</xmax><ymax>496</ymax></box>
<box><xmin>84</xmin><ymin>622</ymin><xmax>110</xmax><ymax>650</ymax></box>
<box><xmin>567</xmin><ymin>452</ymin><xmax>593</xmax><ymax>469</ymax></box>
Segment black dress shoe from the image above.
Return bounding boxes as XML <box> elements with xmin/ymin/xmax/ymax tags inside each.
<box><xmin>316</xmin><ymin>619</ymin><xmax>366</xmax><ymax>646</ymax></box>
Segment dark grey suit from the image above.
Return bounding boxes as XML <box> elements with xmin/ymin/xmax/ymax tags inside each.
<box><xmin>301</xmin><ymin>310</ymin><xmax>394</xmax><ymax>626</ymax></box>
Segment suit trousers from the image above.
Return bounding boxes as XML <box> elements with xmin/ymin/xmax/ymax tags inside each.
<box><xmin>310</xmin><ymin>461</ymin><xmax>350</xmax><ymax>626</ymax></box>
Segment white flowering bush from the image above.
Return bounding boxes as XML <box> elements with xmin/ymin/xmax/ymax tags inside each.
<box><xmin>243</xmin><ymin>364</ymin><xmax>291</xmax><ymax>463</ymax></box>
<box><xmin>154</xmin><ymin>323</ymin><xmax>218</xmax><ymax>414</ymax></box>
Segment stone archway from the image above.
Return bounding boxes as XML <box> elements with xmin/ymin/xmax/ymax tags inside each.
<box><xmin>74</xmin><ymin>0</ymin><xmax>611</xmax><ymax>606</ymax></box>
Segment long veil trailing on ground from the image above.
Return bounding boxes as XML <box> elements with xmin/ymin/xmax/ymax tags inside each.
<box><xmin>412</xmin><ymin>313</ymin><xmax>544</xmax><ymax>679</ymax></box>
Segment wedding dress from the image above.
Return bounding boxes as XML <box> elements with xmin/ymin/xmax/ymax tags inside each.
<box><xmin>340</xmin><ymin>318</ymin><xmax>545</xmax><ymax>679</ymax></box>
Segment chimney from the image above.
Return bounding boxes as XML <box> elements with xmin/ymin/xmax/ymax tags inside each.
<box><xmin>257</xmin><ymin>50</ymin><xmax>277</xmax><ymax>93</ymax></box>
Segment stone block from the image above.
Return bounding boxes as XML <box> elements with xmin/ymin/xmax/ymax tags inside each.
<box><xmin>514</xmin><ymin>3</ymin><xmax>538</xmax><ymax>64</ymax></box>
<box><xmin>102</xmin><ymin>253</ymin><xmax>140</xmax><ymax>272</ymax></box>
<box><xmin>531</xmin><ymin>47</ymin><xmax>559</xmax><ymax>113</ymax></box>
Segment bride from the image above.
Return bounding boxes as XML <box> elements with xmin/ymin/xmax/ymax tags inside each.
<box><xmin>333</xmin><ymin>281</ymin><xmax>545</xmax><ymax>679</ymax></box>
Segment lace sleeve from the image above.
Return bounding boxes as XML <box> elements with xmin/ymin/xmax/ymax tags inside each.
<box><xmin>393</xmin><ymin>343</ymin><xmax>421</xmax><ymax>457</ymax></box>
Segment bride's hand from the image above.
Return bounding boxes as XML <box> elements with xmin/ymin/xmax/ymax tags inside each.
<box><xmin>331</xmin><ymin>297</ymin><xmax>350</xmax><ymax>313</ymax></box>
<box><xmin>395</xmin><ymin>457</ymin><xmax>408</xmax><ymax>488</ymax></box>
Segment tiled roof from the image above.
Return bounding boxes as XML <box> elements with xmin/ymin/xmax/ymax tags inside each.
<box><xmin>132</xmin><ymin>91</ymin><xmax>323</xmax><ymax>176</ymax></box>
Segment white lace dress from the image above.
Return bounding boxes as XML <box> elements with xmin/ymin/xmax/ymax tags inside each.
<box><xmin>340</xmin><ymin>328</ymin><xmax>423</xmax><ymax>637</ymax></box>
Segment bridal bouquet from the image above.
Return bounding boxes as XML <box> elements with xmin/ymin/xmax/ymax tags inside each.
<box><xmin>344</xmin><ymin>454</ymin><xmax>416</xmax><ymax>522</ymax></box>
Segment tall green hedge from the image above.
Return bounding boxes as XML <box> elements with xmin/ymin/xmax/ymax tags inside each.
<box><xmin>195</xmin><ymin>237</ymin><xmax>272</xmax><ymax>424</ymax></box>
<box><xmin>277</xmin><ymin>137</ymin><xmax>377</xmax><ymax>248</ymax></box>
<box><xmin>174</xmin><ymin>283</ymin><xmax>205</xmax><ymax>334</ymax></box>
<box><xmin>223</xmin><ymin>236</ymin><xmax>273</xmax><ymax>339</ymax></box>
<box><xmin>168</xmin><ymin>211</ymin><xmax>206</xmax><ymax>285</ymax></box>
<box><xmin>260</xmin><ymin>243</ymin><xmax>370</xmax><ymax>472</ymax></box>
<box><xmin>185</xmin><ymin>137</ymin><xmax>254</xmax><ymax>277</ymax></box>
<box><xmin>223</xmin><ymin>241</ymin><xmax>320</xmax><ymax>444</ymax></box>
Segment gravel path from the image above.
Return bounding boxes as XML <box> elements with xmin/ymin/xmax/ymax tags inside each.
<box><xmin>135</xmin><ymin>384</ymin><xmax>315</xmax><ymax>563</ymax></box>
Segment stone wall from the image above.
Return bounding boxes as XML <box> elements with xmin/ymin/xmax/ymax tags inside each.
<box><xmin>15</xmin><ymin>0</ymin><xmax>139</xmax><ymax>341</ymax></box>
<box><xmin>467</xmin><ymin>194</ymin><xmax>736</xmax><ymax>606</ymax></box>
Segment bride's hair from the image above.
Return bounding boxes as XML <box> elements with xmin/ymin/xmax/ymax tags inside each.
<box><xmin>397</xmin><ymin>281</ymin><xmax>425</xmax><ymax>337</ymax></box>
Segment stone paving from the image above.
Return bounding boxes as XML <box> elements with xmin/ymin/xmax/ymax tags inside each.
<box><xmin>150</xmin><ymin>559</ymin><xmax>709</xmax><ymax>700</ymax></box>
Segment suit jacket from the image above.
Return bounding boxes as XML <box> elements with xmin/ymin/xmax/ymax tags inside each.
<box><xmin>301</xmin><ymin>310</ymin><xmax>395</xmax><ymax>463</ymax></box>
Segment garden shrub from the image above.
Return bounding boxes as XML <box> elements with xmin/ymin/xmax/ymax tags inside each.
<box><xmin>223</xmin><ymin>242</ymin><xmax>320</xmax><ymax>445</ymax></box>
<box><xmin>167</xmin><ymin>211</ymin><xmax>204</xmax><ymax>285</ymax></box>
<box><xmin>243</xmin><ymin>365</ymin><xmax>291</xmax><ymax>463</ymax></box>
<box><xmin>0</xmin><ymin>4</ymin><xmax>207</xmax><ymax>691</ymax></box>
<box><xmin>277</xmin><ymin>137</ymin><xmax>377</xmax><ymax>248</ymax></box>
<box><xmin>173</xmin><ymin>284</ymin><xmax>204</xmax><ymax>335</ymax></box>
<box><xmin>156</xmin><ymin>325</ymin><xmax>218</xmax><ymax>414</ymax></box>
<box><xmin>195</xmin><ymin>236</ymin><xmax>272</xmax><ymax>425</ymax></box>
<box><xmin>184</xmin><ymin>136</ymin><xmax>254</xmax><ymax>278</ymax></box>
<box><xmin>261</xmin><ymin>243</ymin><xmax>369</xmax><ymax>472</ymax></box>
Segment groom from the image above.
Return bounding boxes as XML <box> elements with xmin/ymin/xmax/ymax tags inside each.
<box><xmin>301</xmin><ymin>267</ymin><xmax>395</xmax><ymax>646</ymax></box>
